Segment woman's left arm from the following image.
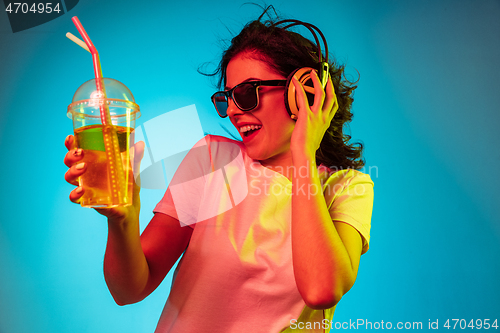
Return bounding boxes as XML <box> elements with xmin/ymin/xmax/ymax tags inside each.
<box><xmin>290</xmin><ymin>72</ymin><xmax>363</xmax><ymax>309</ymax></box>
<box><xmin>291</xmin><ymin>156</ymin><xmax>363</xmax><ymax>309</ymax></box>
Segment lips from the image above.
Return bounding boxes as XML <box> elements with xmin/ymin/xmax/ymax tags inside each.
<box><xmin>234</xmin><ymin>121</ymin><xmax>263</xmax><ymax>142</ymax></box>
<box><xmin>242</xmin><ymin>126</ymin><xmax>261</xmax><ymax>142</ymax></box>
<box><xmin>239</xmin><ymin>124</ymin><xmax>262</xmax><ymax>137</ymax></box>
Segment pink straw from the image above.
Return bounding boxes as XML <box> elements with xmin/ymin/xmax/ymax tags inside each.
<box><xmin>71</xmin><ymin>16</ymin><xmax>127</xmax><ymax>206</ymax></box>
<box><xmin>71</xmin><ymin>16</ymin><xmax>109</xmax><ymax>125</ymax></box>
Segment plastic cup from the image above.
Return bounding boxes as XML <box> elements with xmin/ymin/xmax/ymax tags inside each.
<box><xmin>67</xmin><ymin>78</ymin><xmax>141</xmax><ymax>208</ymax></box>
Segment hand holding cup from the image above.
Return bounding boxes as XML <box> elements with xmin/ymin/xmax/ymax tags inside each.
<box><xmin>64</xmin><ymin>134</ymin><xmax>145</xmax><ymax>222</ymax></box>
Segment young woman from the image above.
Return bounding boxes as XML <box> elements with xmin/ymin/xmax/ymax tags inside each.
<box><xmin>64</xmin><ymin>14</ymin><xmax>374</xmax><ymax>333</ymax></box>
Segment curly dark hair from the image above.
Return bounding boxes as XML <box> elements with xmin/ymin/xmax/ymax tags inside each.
<box><xmin>202</xmin><ymin>13</ymin><xmax>365</xmax><ymax>170</ymax></box>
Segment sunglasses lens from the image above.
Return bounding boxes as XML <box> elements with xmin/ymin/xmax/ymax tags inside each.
<box><xmin>233</xmin><ymin>83</ymin><xmax>257</xmax><ymax>110</ymax></box>
<box><xmin>213</xmin><ymin>92</ymin><xmax>228</xmax><ymax>117</ymax></box>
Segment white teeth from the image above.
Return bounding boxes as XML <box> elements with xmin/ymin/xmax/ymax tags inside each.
<box><xmin>239</xmin><ymin>125</ymin><xmax>262</xmax><ymax>133</ymax></box>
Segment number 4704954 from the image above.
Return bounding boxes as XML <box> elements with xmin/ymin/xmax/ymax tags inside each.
<box><xmin>444</xmin><ymin>319</ymin><xmax>498</xmax><ymax>330</ymax></box>
<box><xmin>5</xmin><ymin>3</ymin><xmax>61</xmax><ymax>14</ymax></box>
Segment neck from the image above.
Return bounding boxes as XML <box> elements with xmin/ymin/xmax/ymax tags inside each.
<box><xmin>259</xmin><ymin>150</ymin><xmax>294</xmax><ymax>180</ymax></box>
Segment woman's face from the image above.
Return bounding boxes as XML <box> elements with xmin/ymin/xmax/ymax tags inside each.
<box><xmin>226</xmin><ymin>51</ymin><xmax>296</xmax><ymax>164</ymax></box>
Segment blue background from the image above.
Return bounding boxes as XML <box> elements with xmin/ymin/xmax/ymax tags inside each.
<box><xmin>1</xmin><ymin>0</ymin><xmax>499</xmax><ymax>332</ymax></box>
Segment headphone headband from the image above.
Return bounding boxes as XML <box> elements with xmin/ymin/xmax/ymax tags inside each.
<box><xmin>273</xmin><ymin>19</ymin><xmax>329</xmax><ymax>64</ymax></box>
<box><xmin>272</xmin><ymin>19</ymin><xmax>329</xmax><ymax>88</ymax></box>
<box><xmin>268</xmin><ymin>19</ymin><xmax>331</xmax><ymax>119</ymax></box>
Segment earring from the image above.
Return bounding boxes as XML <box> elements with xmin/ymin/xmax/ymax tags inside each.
<box><xmin>290</xmin><ymin>114</ymin><xmax>297</xmax><ymax>120</ymax></box>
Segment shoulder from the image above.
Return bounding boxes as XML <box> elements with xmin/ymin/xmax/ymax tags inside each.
<box><xmin>320</xmin><ymin>167</ymin><xmax>375</xmax><ymax>254</ymax></box>
<box><xmin>168</xmin><ymin>135</ymin><xmax>239</xmax><ymax>185</ymax></box>
<box><xmin>319</xmin><ymin>167</ymin><xmax>374</xmax><ymax>190</ymax></box>
<box><xmin>181</xmin><ymin>135</ymin><xmax>244</xmax><ymax>163</ymax></box>
<box><xmin>202</xmin><ymin>135</ymin><xmax>248</xmax><ymax>167</ymax></box>
<box><xmin>202</xmin><ymin>134</ymin><xmax>245</xmax><ymax>152</ymax></box>
<box><xmin>319</xmin><ymin>167</ymin><xmax>374</xmax><ymax>207</ymax></box>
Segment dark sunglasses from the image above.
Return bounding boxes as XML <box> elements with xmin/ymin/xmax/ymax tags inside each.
<box><xmin>211</xmin><ymin>80</ymin><xmax>287</xmax><ymax>118</ymax></box>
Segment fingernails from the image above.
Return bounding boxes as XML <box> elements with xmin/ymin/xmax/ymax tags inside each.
<box><xmin>75</xmin><ymin>162</ymin><xmax>85</xmax><ymax>170</ymax></box>
<box><xmin>75</xmin><ymin>187</ymin><xmax>83</xmax><ymax>193</ymax></box>
<box><xmin>73</xmin><ymin>148</ymin><xmax>82</xmax><ymax>156</ymax></box>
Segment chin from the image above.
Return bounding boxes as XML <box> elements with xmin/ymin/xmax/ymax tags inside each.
<box><xmin>245</xmin><ymin>149</ymin><xmax>266</xmax><ymax>161</ymax></box>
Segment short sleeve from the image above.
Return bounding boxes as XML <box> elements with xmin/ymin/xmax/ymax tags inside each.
<box><xmin>322</xmin><ymin>169</ymin><xmax>374</xmax><ymax>254</ymax></box>
<box><xmin>153</xmin><ymin>136</ymin><xmax>213</xmax><ymax>227</ymax></box>
<box><xmin>153</xmin><ymin>135</ymin><xmax>246</xmax><ymax>227</ymax></box>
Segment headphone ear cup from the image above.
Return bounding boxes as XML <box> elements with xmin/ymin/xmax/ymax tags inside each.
<box><xmin>284</xmin><ymin>67</ymin><xmax>316</xmax><ymax>119</ymax></box>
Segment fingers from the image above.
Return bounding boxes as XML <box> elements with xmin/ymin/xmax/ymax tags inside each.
<box><xmin>64</xmin><ymin>134</ymin><xmax>86</xmax><ymax>186</ymax></box>
<box><xmin>323</xmin><ymin>75</ymin><xmax>338</xmax><ymax>119</ymax></box>
<box><xmin>292</xmin><ymin>76</ymin><xmax>309</xmax><ymax>115</ymax></box>
<box><xmin>131</xmin><ymin>141</ymin><xmax>145</xmax><ymax>206</ymax></box>
<box><xmin>292</xmin><ymin>70</ymin><xmax>332</xmax><ymax>117</ymax></box>
<box><xmin>65</xmin><ymin>135</ymin><xmax>75</xmax><ymax>151</ymax></box>
<box><xmin>64</xmin><ymin>134</ymin><xmax>83</xmax><ymax>168</ymax></box>
<box><xmin>64</xmin><ymin>146</ymin><xmax>84</xmax><ymax>167</ymax></box>
<box><xmin>133</xmin><ymin>141</ymin><xmax>145</xmax><ymax>177</ymax></box>
<box><xmin>64</xmin><ymin>134</ymin><xmax>85</xmax><ymax>203</ymax></box>
<box><xmin>309</xmin><ymin>70</ymin><xmax>326</xmax><ymax>113</ymax></box>
<box><xmin>65</xmin><ymin>160</ymin><xmax>86</xmax><ymax>186</ymax></box>
<box><xmin>309</xmin><ymin>70</ymin><xmax>338</xmax><ymax>120</ymax></box>
<box><xmin>64</xmin><ymin>146</ymin><xmax>85</xmax><ymax>185</ymax></box>
<box><xmin>69</xmin><ymin>186</ymin><xmax>84</xmax><ymax>204</ymax></box>
<box><xmin>131</xmin><ymin>140</ymin><xmax>145</xmax><ymax>186</ymax></box>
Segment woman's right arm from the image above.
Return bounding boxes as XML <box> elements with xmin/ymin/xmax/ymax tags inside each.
<box><xmin>104</xmin><ymin>212</ymin><xmax>192</xmax><ymax>305</ymax></box>
<box><xmin>64</xmin><ymin>135</ymin><xmax>192</xmax><ymax>305</ymax></box>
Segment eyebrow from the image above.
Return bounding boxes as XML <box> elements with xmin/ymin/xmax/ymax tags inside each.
<box><xmin>224</xmin><ymin>77</ymin><xmax>261</xmax><ymax>90</ymax></box>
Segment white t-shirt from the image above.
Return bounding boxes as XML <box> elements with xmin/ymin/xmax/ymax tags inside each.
<box><xmin>153</xmin><ymin>135</ymin><xmax>374</xmax><ymax>332</ymax></box>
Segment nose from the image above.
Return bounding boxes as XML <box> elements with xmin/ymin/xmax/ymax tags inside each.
<box><xmin>226</xmin><ymin>97</ymin><xmax>244</xmax><ymax>118</ymax></box>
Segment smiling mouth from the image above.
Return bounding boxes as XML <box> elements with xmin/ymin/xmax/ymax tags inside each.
<box><xmin>239</xmin><ymin>125</ymin><xmax>262</xmax><ymax>137</ymax></box>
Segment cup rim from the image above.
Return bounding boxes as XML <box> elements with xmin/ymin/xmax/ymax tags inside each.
<box><xmin>67</xmin><ymin>98</ymin><xmax>140</xmax><ymax>118</ymax></box>
<box><xmin>68</xmin><ymin>97</ymin><xmax>139</xmax><ymax>108</ymax></box>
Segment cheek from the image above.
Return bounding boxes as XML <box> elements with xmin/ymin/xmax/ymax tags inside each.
<box><xmin>276</xmin><ymin>108</ymin><xmax>296</xmax><ymax>132</ymax></box>
<box><xmin>268</xmin><ymin>109</ymin><xmax>295</xmax><ymax>136</ymax></box>
<box><xmin>256</xmin><ymin>90</ymin><xmax>295</xmax><ymax>137</ymax></box>
<box><xmin>267</xmin><ymin>120</ymin><xmax>295</xmax><ymax>145</ymax></box>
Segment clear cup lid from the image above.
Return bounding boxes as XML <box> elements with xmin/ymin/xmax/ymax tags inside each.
<box><xmin>68</xmin><ymin>78</ymin><xmax>140</xmax><ymax>119</ymax></box>
<box><xmin>71</xmin><ymin>78</ymin><xmax>136</xmax><ymax>103</ymax></box>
